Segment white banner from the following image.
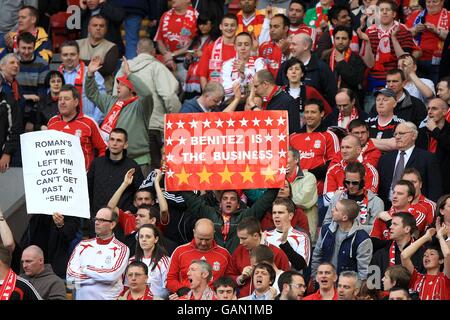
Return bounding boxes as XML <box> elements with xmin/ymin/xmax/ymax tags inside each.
<box><xmin>20</xmin><ymin>130</ymin><xmax>90</xmax><ymax>219</ymax></box>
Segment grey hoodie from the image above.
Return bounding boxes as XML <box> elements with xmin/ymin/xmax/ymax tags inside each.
<box><xmin>21</xmin><ymin>264</ymin><xmax>66</xmax><ymax>300</ymax></box>
<box><xmin>113</xmin><ymin>53</ymin><xmax>181</xmax><ymax>131</ymax></box>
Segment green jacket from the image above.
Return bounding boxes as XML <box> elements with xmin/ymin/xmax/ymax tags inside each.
<box><xmin>85</xmin><ymin>73</ymin><xmax>153</xmax><ymax>165</ymax></box>
<box><xmin>181</xmin><ymin>188</ymin><xmax>279</xmax><ymax>254</ymax></box>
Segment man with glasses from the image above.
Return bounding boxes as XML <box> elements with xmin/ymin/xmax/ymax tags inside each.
<box><xmin>323</xmin><ymin>162</ymin><xmax>384</xmax><ymax>234</ymax></box>
<box><xmin>66</xmin><ymin>207</ymin><xmax>130</xmax><ymax>300</ymax></box>
<box><xmin>247</xmin><ymin>69</ymin><xmax>300</xmax><ymax>134</ymax></box>
<box><xmin>324</xmin><ymin>88</ymin><xmax>368</xmax><ymax>130</ymax></box>
<box><xmin>117</xmin><ymin>261</ymin><xmax>154</xmax><ymax>300</ymax></box>
<box><xmin>377</xmin><ymin>121</ymin><xmax>442</xmax><ymax>208</ymax></box>
<box><xmin>275</xmin><ymin>270</ymin><xmax>306</xmax><ymax>300</ymax></box>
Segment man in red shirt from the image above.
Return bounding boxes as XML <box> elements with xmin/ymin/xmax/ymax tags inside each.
<box><xmin>304</xmin><ymin>262</ymin><xmax>338</xmax><ymax>300</ymax></box>
<box><xmin>371</xmin><ymin>180</ymin><xmax>427</xmax><ymax>240</ymax></box>
<box><xmin>402</xmin><ymin>168</ymin><xmax>436</xmax><ymax>226</ymax></box>
<box><xmin>166</xmin><ymin>218</ymin><xmax>231</xmax><ymax>296</ymax></box>
<box><xmin>348</xmin><ymin>119</ymin><xmax>382</xmax><ymax>167</ymax></box>
<box><xmin>259</xmin><ymin>14</ymin><xmax>290</xmax><ymax>78</ymax></box>
<box><xmin>47</xmin><ymin>84</ymin><xmax>106</xmax><ymax>171</ymax></box>
<box><xmin>288</xmin><ymin>0</ymin><xmax>315</xmax><ymax>40</ymax></box>
<box><xmin>226</xmin><ymin>217</ymin><xmax>290</xmax><ymax>298</ymax></box>
<box><xmin>236</xmin><ymin>0</ymin><xmax>266</xmax><ymax>44</ymax></box>
<box><xmin>197</xmin><ymin>14</ymin><xmax>238</xmax><ymax>89</ymax></box>
<box><xmin>324</xmin><ymin>134</ymin><xmax>379</xmax><ymax>205</ymax></box>
<box><xmin>154</xmin><ymin>0</ymin><xmax>198</xmax><ymax>86</ymax></box>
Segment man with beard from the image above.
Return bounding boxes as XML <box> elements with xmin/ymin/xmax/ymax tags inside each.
<box><xmin>275</xmin><ymin>270</ymin><xmax>306</xmax><ymax>300</ymax></box>
<box><xmin>287</xmin><ymin>0</ymin><xmax>315</xmax><ymax>41</ymax></box>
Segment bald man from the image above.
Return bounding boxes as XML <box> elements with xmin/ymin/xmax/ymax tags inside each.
<box><xmin>166</xmin><ymin>218</ymin><xmax>232</xmax><ymax>296</ymax></box>
<box><xmin>20</xmin><ymin>245</ymin><xmax>66</xmax><ymax>300</ymax></box>
<box><xmin>417</xmin><ymin>98</ymin><xmax>450</xmax><ymax>194</ymax></box>
<box><xmin>276</xmin><ymin>33</ymin><xmax>337</xmax><ymax>105</ymax></box>
<box><xmin>324</xmin><ymin>135</ymin><xmax>379</xmax><ymax>205</ymax></box>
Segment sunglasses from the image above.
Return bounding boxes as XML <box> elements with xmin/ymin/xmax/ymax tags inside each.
<box><xmin>344</xmin><ymin>180</ymin><xmax>360</xmax><ymax>186</ymax></box>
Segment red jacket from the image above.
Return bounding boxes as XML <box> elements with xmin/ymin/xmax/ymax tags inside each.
<box><xmin>166</xmin><ymin>239</ymin><xmax>231</xmax><ymax>293</ymax></box>
<box><xmin>303</xmin><ymin>289</ymin><xmax>338</xmax><ymax>300</ymax></box>
<box><xmin>331</xmin><ymin>138</ymin><xmax>381</xmax><ymax>168</ymax></box>
<box><xmin>47</xmin><ymin>112</ymin><xmax>106</xmax><ymax>171</ymax></box>
<box><xmin>225</xmin><ymin>243</ymin><xmax>290</xmax><ymax>298</ymax></box>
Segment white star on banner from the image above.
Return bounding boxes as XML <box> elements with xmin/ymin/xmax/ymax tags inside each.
<box><xmin>189</xmin><ymin>119</ymin><xmax>199</xmax><ymax>128</ymax></box>
<box><xmin>264</xmin><ymin>134</ymin><xmax>273</xmax><ymax>142</ymax></box>
<box><xmin>252</xmin><ymin>118</ymin><xmax>260</xmax><ymax>126</ymax></box>
<box><xmin>166</xmin><ymin>153</ymin><xmax>174</xmax><ymax>162</ymax></box>
<box><xmin>240</xmin><ymin>118</ymin><xmax>248</xmax><ymax>127</ymax></box>
<box><xmin>278</xmin><ymin>166</ymin><xmax>287</xmax><ymax>175</ymax></box>
<box><xmin>176</xmin><ymin>120</ymin><xmax>185</xmax><ymax>129</ymax></box>
<box><xmin>166</xmin><ymin>121</ymin><xmax>173</xmax><ymax>129</ymax></box>
<box><xmin>278</xmin><ymin>133</ymin><xmax>286</xmax><ymax>141</ymax></box>
<box><xmin>278</xmin><ymin>149</ymin><xmax>287</xmax><ymax>158</ymax></box>
<box><xmin>203</xmin><ymin>119</ymin><xmax>211</xmax><ymax>128</ymax></box>
<box><xmin>166</xmin><ymin>137</ymin><xmax>173</xmax><ymax>146</ymax></box>
<box><xmin>264</xmin><ymin>117</ymin><xmax>273</xmax><ymax>126</ymax></box>
<box><xmin>227</xmin><ymin>118</ymin><xmax>235</xmax><ymax>127</ymax></box>
<box><xmin>277</xmin><ymin>116</ymin><xmax>286</xmax><ymax>126</ymax></box>
<box><xmin>166</xmin><ymin>169</ymin><xmax>174</xmax><ymax>178</ymax></box>
<box><xmin>215</xmin><ymin>119</ymin><xmax>224</xmax><ymax>128</ymax></box>
<box><xmin>179</xmin><ymin>137</ymin><xmax>186</xmax><ymax>145</ymax></box>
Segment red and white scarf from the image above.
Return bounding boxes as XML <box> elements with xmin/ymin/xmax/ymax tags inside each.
<box><xmin>388</xmin><ymin>241</ymin><xmax>397</xmax><ymax>266</ymax></box>
<box><xmin>313</xmin><ymin>3</ymin><xmax>330</xmax><ymax>29</ymax></box>
<box><xmin>0</xmin><ymin>269</ymin><xmax>17</xmax><ymax>300</ymax></box>
<box><xmin>100</xmin><ymin>96</ymin><xmax>138</xmax><ymax>137</ymax></box>
<box><xmin>356</xmin><ymin>190</ymin><xmax>370</xmax><ymax>225</ymax></box>
<box><xmin>231</xmin><ymin>56</ymin><xmax>257</xmax><ymax>90</ymax></box>
<box><xmin>160</xmin><ymin>6</ymin><xmax>197</xmax><ymax>50</ymax></box>
<box><xmin>209</xmin><ymin>37</ymin><xmax>226</xmax><ymax>83</ymax></box>
<box><xmin>337</xmin><ymin>105</ymin><xmax>358</xmax><ymax>129</ymax></box>
<box><xmin>414</xmin><ymin>272</ymin><xmax>445</xmax><ymax>300</ymax></box>
<box><xmin>58</xmin><ymin>61</ymin><xmax>85</xmax><ymax>112</ymax></box>
<box><xmin>329</xmin><ymin>47</ymin><xmax>352</xmax><ymax>88</ymax></box>
<box><xmin>373</xmin><ymin>21</ymin><xmax>399</xmax><ymax>71</ymax></box>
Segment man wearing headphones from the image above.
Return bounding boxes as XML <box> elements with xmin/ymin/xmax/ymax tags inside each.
<box><xmin>323</xmin><ymin>162</ymin><xmax>385</xmax><ymax>234</ymax></box>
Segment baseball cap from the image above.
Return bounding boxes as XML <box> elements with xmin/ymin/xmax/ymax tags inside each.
<box><xmin>373</xmin><ymin>88</ymin><xmax>396</xmax><ymax>98</ymax></box>
<box><xmin>116</xmin><ymin>75</ymin><xmax>135</xmax><ymax>92</ymax></box>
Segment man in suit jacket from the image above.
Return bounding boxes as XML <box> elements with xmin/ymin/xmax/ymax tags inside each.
<box><xmin>377</xmin><ymin>121</ymin><xmax>442</xmax><ymax>209</ymax></box>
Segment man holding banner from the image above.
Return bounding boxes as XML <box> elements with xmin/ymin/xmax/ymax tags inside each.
<box><xmin>47</xmin><ymin>84</ymin><xmax>106</xmax><ymax>171</ymax></box>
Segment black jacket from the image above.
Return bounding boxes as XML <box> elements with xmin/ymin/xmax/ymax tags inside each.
<box><xmin>20</xmin><ymin>214</ymin><xmax>81</xmax><ymax>279</ymax></box>
<box><xmin>439</xmin><ymin>31</ymin><xmax>450</xmax><ymax>79</ymax></box>
<box><xmin>0</xmin><ymin>92</ymin><xmax>21</xmax><ymax>158</ymax></box>
<box><xmin>321</xmin><ymin>49</ymin><xmax>366</xmax><ymax>97</ymax></box>
<box><xmin>324</xmin><ymin>107</ymin><xmax>368</xmax><ymax>128</ymax></box>
<box><xmin>267</xmin><ymin>88</ymin><xmax>301</xmax><ymax>134</ymax></box>
<box><xmin>377</xmin><ymin>146</ymin><xmax>443</xmax><ymax>208</ymax></box>
<box><xmin>276</xmin><ymin>54</ymin><xmax>337</xmax><ymax>106</ymax></box>
<box><xmin>394</xmin><ymin>91</ymin><xmax>427</xmax><ymax>128</ymax></box>
<box><xmin>417</xmin><ymin>121</ymin><xmax>450</xmax><ymax>194</ymax></box>
<box><xmin>36</xmin><ymin>93</ymin><xmax>58</xmax><ymax>130</ymax></box>
<box><xmin>370</xmin><ymin>239</ymin><xmax>425</xmax><ymax>284</ymax></box>
<box><xmin>87</xmin><ymin>150</ymin><xmax>144</xmax><ymax>218</ymax></box>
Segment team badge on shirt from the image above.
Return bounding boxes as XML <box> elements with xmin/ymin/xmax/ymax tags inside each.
<box><xmin>314</xmin><ymin>140</ymin><xmax>321</xmax><ymax>148</ymax></box>
<box><xmin>213</xmin><ymin>261</ymin><xmax>221</xmax><ymax>271</ymax></box>
<box><xmin>105</xmin><ymin>256</ymin><xmax>112</xmax><ymax>266</ymax></box>
<box><xmin>75</xmin><ymin>129</ymin><xmax>82</xmax><ymax>137</ymax></box>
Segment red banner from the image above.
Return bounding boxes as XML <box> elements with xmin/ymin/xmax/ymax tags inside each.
<box><xmin>164</xmin><ymin>110</ymin><xmax>288</xmax><ymax>191</ymax></box>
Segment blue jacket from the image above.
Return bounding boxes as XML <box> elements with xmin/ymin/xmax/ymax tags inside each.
<box><xmin>180</xmin><ymin>98</ymin><xmax>205</xmax><ymax>113</ymax></box>
<box><xmin>312</xmin><ymin>221</ymin><xmax>373</xmax><ymax>280</ymax></box>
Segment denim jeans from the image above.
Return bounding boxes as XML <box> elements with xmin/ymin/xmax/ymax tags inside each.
<box><xmin>124</xmin><ymin>14</ymin><xmax>143</xmax><ymax>60</ymax></box>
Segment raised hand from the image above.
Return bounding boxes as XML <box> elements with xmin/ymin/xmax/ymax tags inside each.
<box><xmin>155</xmin><ymin>168</ymin><xmax>163</xmax><ymax>184</ymax></box>
<box><xmin>87</xmin><ymin>56</ymin><xmax>103</xmax><ymax>76</ymax></box>
<box><xmin>123</xmin><ymin>168</ymin><xmax>135</xmax><ymax>186</ymax></box>
<box><xmin>122</xmin><ymin>56</ymin><xmax>131</xmax><ymax>76</ymax></box>
<box><xmin>52</xmin><ymin>212</ymin><xmax>65</xmax><ymax>228</ymax></box>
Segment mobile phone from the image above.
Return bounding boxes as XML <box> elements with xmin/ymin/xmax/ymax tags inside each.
<box><xmin>186</xmin><ymin>50</ymin><xmax>195</xmax><ymax>54</ymax></box>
